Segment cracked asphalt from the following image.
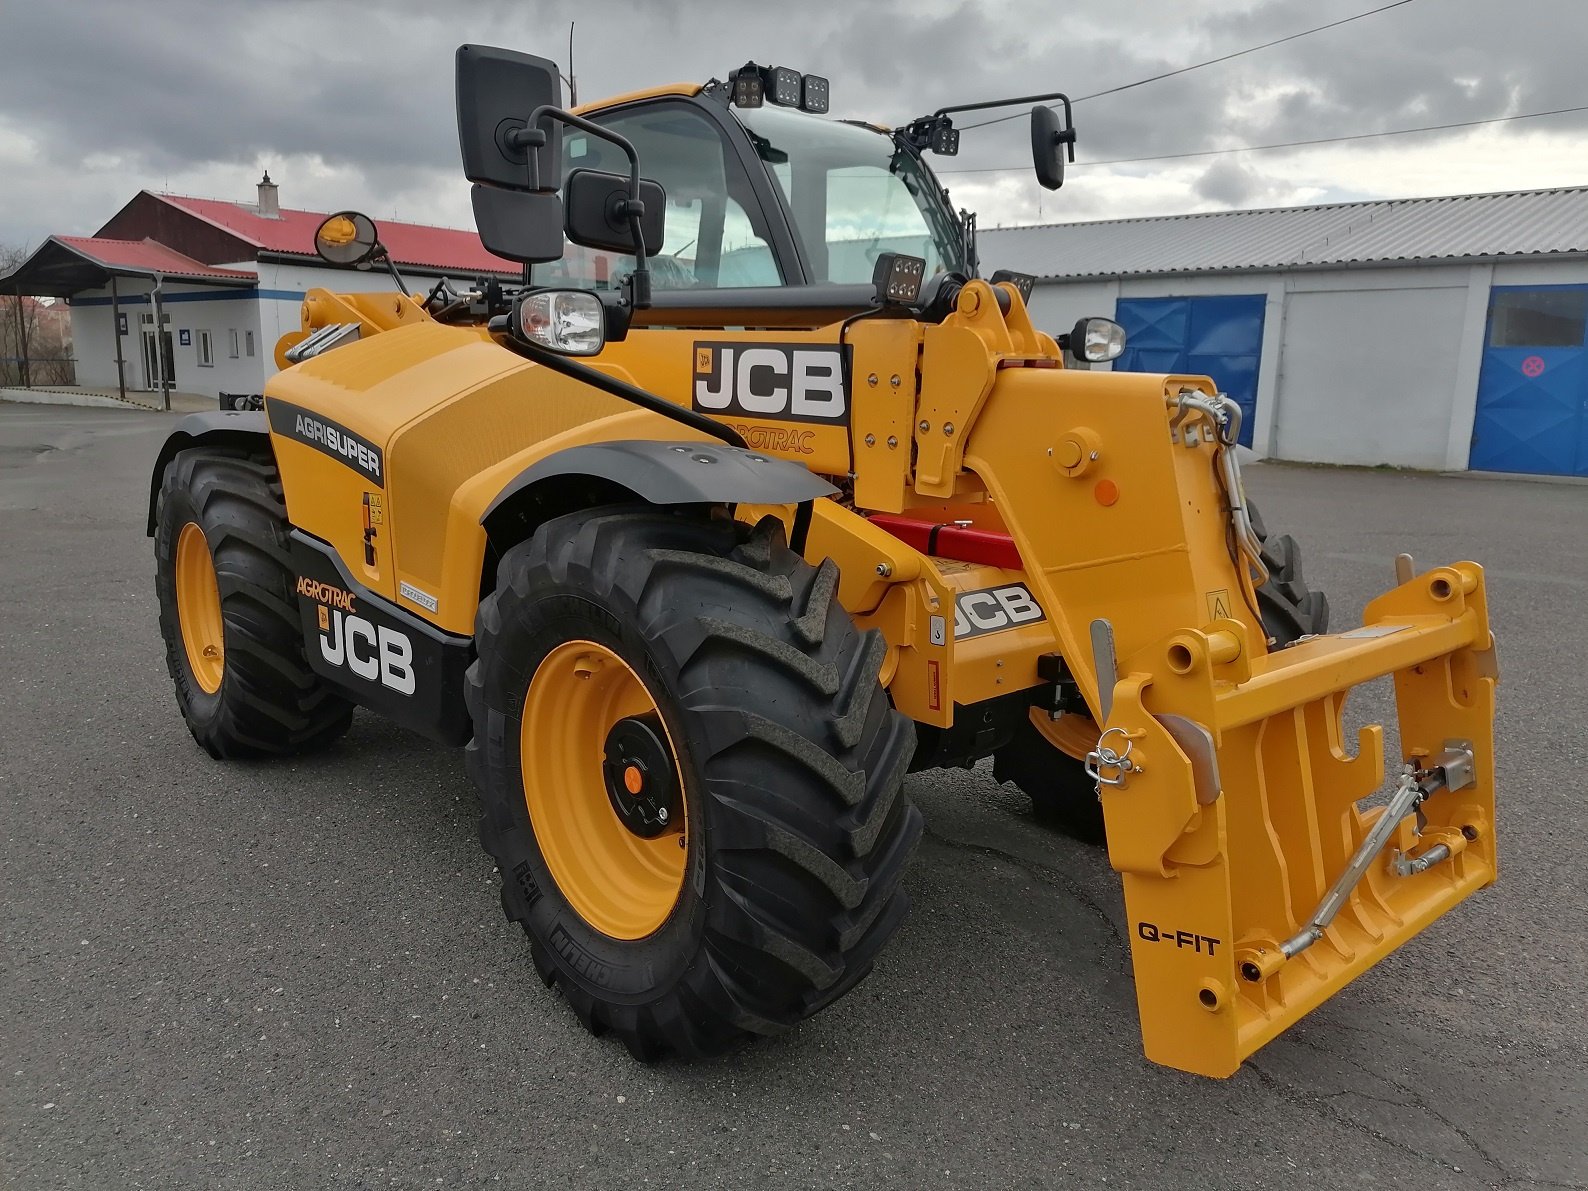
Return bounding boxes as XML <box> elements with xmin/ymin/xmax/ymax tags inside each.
<box><xmin>3</xmin><ymin>402</ymin><xmax>1585</xmax><ymax>1189</ymax></box>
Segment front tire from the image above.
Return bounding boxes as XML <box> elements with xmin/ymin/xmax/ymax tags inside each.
<box><xmin>466</xmin><ymin>509</ymin><xmax>920</xmax><ymax>1060</ymax></box>
<box><xmin>154</xmin><ymin>446</ymin><xmax>353</xmax><ymax>758</ymax></box>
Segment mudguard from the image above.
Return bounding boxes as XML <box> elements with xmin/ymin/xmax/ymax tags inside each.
<box><xmin>480</xmin><ymin>439</ymin><xmax>838</xmax><ymax>526</ymax></box>
<box><xmin>146</xmin><ymin>410</ymin><xmax>270</xmax><ymax>535</ymax></box>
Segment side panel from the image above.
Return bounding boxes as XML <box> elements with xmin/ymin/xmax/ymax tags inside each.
<box><xmin>289</xmin><ymin>531</ymin><xmax>473</xmax><ymax>745</ymax></box>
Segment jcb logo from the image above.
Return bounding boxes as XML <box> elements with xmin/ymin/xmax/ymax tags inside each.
<box><xmin>319</xmin><ymin>608</ymin><xmax>415</xmax><ymax>695</ymax></box>
<box><xmin>692</xmin><ymin>342</ymin><xmax>849</xmax><ymax>424</ymax></box>
<box><xmin>953</xmin><ymin>583</ymin><xmax>1046</xmax><ymax>640</ymax></box>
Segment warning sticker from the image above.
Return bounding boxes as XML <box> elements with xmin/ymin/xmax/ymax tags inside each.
<box><xmin>1206</xmin><ymin>589</ymin><xmax>1233</xmax><ymax>621</ymax></box>
<box><xmin>1522</xmin><ymin>355</ymin><xmax>1546</xmax><ymax>378</ymax></box>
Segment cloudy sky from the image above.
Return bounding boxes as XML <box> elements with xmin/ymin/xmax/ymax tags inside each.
<box><xmin>2</xmin><ymin>0</ymin><xmax>1585</xmax><ymax>251</ymax></box>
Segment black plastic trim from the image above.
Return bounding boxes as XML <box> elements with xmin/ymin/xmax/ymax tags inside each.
<box><xmin>288</xmin><ymin>530</ymin><xmax>474</xmax><ymax>746</ymax></box>
<box><xmin>481</xmin><ymin>439</ymin><xmax>837</xmax><ymax>524</ymax></box>
<box><xmin>146</xmin><ymin>410</ymin><xmax>269</xmax><ymax>535</ymax></box>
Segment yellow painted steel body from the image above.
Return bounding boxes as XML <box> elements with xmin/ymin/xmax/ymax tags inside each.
<box><xmin>267</xmin><ymin>273</ymin><xmax>1497</xmax><ymax>1077</ymax></box>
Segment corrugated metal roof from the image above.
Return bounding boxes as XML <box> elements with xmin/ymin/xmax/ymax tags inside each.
<box><xmin>160</xmin><ymin>195</ymin><xmax>520</xmax><ymax>276</ymax></box>
<box><xmin>977</xmin><ymin>186</ymin><xmax>1588</xmax><ymax>280</ymax></box>
<box><xmin>53</xmin><ymin>236</ymin><xmax>258</xmax><ymax>282</ymax></box>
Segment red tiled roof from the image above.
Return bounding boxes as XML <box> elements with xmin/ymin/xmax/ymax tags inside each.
<box><xmin>52</xmin><ymin>236</ymin><xmax>258</xmax><ymax>283</ymax></box>
<box><xmin>158</xmin><ymin>194</ymin><xmax>520</xmax><ymax>276</ymax></box>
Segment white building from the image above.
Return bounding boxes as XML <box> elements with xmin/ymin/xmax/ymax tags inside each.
<box><xmin>979</xmin><ymin>187</ymin><xmax>1588</xmax><ymax>478</ymax></box>
<box><xmin>1</xmin><ymin>175</ymin><xmax>516</xmax><ymax>405</ymax></box>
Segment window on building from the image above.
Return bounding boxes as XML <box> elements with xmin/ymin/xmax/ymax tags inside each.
<box><xmin>197</xmin><ymin>329</ymin><xmax>214</xmax><ymax>367</ymax></box>
<box><xmin>228</xmin><ymin>329</ymin><xmax>239</xmax><ymax>358</ymax></box>
<box><xmin>1488</xmin><ymin>288</ymin><xmax>1588</xmax><ymax>348</ymax></box>
<box><xmin>245</xmin><ymin>331</ymin><xmax>255</xmax><ymax>357</ymax></box>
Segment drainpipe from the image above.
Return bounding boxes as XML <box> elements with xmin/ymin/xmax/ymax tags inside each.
<box><xmin>150</xmin><ymin>273</ymin><xmax>169</xmax><ymax>411</ymax></box>
<box><xmin>109</xmin><ymin>274</ymin><xmax>127</xmax><ymax>404</ymax></box>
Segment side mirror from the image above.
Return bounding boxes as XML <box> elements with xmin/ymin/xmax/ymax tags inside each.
<box><xmin>1061</xmin><ymin>316</ymin><xmax>1126</xmax><ymax>363</ymax></box>
<box><xmin>511</xmin><ymin>289</ymin><xmax>606</xmax><ymax>356</ymax></box>
<box><xmin>314</xmin><ymin>211</ymin><xmax>381</xmax><ymax>267</ymax></box>
<box><xmin>564</xmin><ymin>169</ymin><xmax>667</xmax><ymax>257</ymax></box>
<box><xmin>1031</xmin><ymin>104</ymin><xmax>1076</xmax><ymax>192</ymax></box>
<box><xmin>457</xmin><ymin>44</ymin><xmax>568</xmax><ymax>265</ymax></box>
<box><xmin>456</xmin><ymin>44</ymin><xmax>564</xmax><ymax>190</ymax></box>
<box><xmin>472</xmin><ymin>187</ymin><xmax>566</xmax><ymax>265</ymax></box>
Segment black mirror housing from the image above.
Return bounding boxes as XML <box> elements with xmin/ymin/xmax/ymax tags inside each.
<box><xmin>471</xmin><ymin>186</ymin><xmax>566</xmax><ymax>264</ymax></box>
<box><xmin>564</xmin><ymin>169</ymin><xmax>667</xmax><ymax>258</ymax></box>
<box><xmin>456</xmin><ymin>44</ymin><xmax>564</xmax><ymax>191</ymax></box>
<box><xmin>1031</xmin><ymin>105</ymin><xmax>1068</xmax><ymax>191</ymax></box>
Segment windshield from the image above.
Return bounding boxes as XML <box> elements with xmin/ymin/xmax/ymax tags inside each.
<box><xmin>732</xmin><ymin>104</ymin><xmax>963</xmax><ymax>284</ymax></box>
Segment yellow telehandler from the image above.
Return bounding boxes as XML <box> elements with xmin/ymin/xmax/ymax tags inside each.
<box><xmin>149</xmin><ymin>46</ymin><xmax>1497</xmax><ymax>1076</ymax></box>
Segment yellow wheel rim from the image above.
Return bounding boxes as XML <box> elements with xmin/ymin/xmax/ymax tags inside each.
<box><xmin>520</xmin><ymin>640</ymin><xmax>688</xmax><ymax>940</ymax></box>
<box><xmin>1030</xmin><ymin>707</ymin><xmax>1097</xmax><ymax>761</ymax></box>
<box><xmin>175</xmin><ymin>522</ymin><xmax>225</xmax><ymax>695</ymax></box>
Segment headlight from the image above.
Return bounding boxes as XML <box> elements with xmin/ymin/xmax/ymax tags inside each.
<box><xmin>516</xmin><ymin>290</ymin><xmax>605</xmax><ymax>356</ymax></box>
<box><xmin>1066</xmin><ymin>316</ymin><xmax>1126</xmax><ymax>363</ymax></box>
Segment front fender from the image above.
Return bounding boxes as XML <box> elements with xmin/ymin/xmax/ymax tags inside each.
<box><xmin>481</xmin><ymin>439</ymin><xmax>837</xmax><ymax>528</ymax></box>
<box><xmin>146</xmin><ymin>410</ymin><xmax>270</xmax><ymax>535</ymax></box>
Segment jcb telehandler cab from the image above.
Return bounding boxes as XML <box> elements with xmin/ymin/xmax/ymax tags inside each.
<box><xmin>149</xmin><ymin>46</ymin><xmax>1497</xmax><ymax>1077</ymax></box>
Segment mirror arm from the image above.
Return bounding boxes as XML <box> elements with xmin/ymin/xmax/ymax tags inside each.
<box><xmin>512</xmin><ymin>106</ymin><xmax>653</xmax><ymax>309</ymax></box>
<box><xmin>932</xmin><ymin>89</ymin><xmax>1071</xmax><ymax>123</ymax></box>
<box><xmin>370</xmin><ymin>243</ymin><xmax>410</xmax><ymax>294</ymax></box>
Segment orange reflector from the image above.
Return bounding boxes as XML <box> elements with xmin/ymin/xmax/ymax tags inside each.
<box><xmin>623</xmin><ymin>765</ymin><xmax>644</xmax><ymax>794</ymax></box>
<box><xmin>1095</xmin><ymin>478</ymin><xmax>1120</xmax><ymax>506</ymax></box>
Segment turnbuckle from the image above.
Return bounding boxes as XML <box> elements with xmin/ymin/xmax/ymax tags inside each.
<box><xmin>1270</xmin><ymin>741</ymin><xmax>1476</xmax><ymax>965</ymax></box>
<box><xmin>1086</xmin><ymin>726</ymin><xmax>1142</xmax><ymax>792</ymax></box>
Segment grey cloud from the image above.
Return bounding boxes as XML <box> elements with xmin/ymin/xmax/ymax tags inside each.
<box><xmin>1</xmin><ymin>0</ymin><xmax>1585</xmax><ymax>250</ymax></box>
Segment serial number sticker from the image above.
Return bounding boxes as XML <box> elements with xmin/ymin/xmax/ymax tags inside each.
<box><xmin>1340</xmin><ymin>624</ymin><xmax>1409</xmax><ymax>639</ymax></box>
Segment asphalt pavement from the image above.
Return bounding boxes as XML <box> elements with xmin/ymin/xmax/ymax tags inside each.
<box><xmin>3</xmin><ymin>402</ymin><xmax>1585</xmax><ymax>1189</ymax></box>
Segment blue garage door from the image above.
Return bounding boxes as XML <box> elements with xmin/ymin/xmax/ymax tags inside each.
<box><xmin>1114</xmin><ymin>295</ymin><xmax>1266</xmax><ymax>447</ymax></box>
<box><xmin>1469</xmin><ymin>285</ymin><xmax>1588</xmax><ymax>476</ymax></box>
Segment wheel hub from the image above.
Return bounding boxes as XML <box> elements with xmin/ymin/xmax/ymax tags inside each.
<box><xmin>602</xmin><ymin>714</ymin><xmax>679</xmax><ymax>838</ymax></box>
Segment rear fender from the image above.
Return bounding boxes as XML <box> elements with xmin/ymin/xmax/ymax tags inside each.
<box><xmin>146</xmin><ymin>410</ymin><xmax>271</xmax><ymax>535</ymax></box>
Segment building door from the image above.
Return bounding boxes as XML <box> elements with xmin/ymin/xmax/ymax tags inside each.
<box><xmin>1114</xmin><ymin>295</ymin><xmax>1266</xmax><ymax>446</ymax></box>
<box><xmin>139</xmin><ymin>316</ymin><xmax>174</xmax><ymax>390</ymax></box>
<box><xmin>1469</xmin><ymin>285</ymin><xmax>1588</xmax><ymax>476</ymax></box>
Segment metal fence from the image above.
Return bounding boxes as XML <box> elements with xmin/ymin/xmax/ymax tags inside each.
<box><xmin>0</xmin><ymin>354</ymin><xmax>78</xmax><ymax>388</ymax></box>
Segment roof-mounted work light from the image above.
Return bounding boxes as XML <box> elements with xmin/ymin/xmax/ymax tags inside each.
<box><xmin>768</xmin><ymin>65</ymin><xmax>803</xmax><ymax>107</ymax></box>
<box><xmin>872</xmin><ymin>252</ymin><xmax>926</xmax><ymax>307</ymax></box>
<box><xmin>899</xmin><ymin>114</ymin><xmax>959</xmax><ymax>156</ymax></box>
<box><xmin>729</xmin><ymin>62</ymin><xmax>765</xmax><ymax>107</ymax></box>
<box><xmin>801</xmin><ymin>73</ymin><xmax>830</xmax><ymax>114</ymax></box>
<box><xmin>729</xmin><ymin>62</ymin><xmax>832</xmax><ymax>113</ymax></box>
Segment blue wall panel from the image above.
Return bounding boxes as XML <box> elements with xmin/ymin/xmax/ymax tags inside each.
<box><xmin>1114</xmin><ymin>295</ymin><xmax>1266</xmax><ymax>446</ymax></box>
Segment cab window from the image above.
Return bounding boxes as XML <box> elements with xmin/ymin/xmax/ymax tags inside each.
<box><xmin>537</xmin><ymin>101</ymin><xmax>783</xmax><ymax>291</ymax></box>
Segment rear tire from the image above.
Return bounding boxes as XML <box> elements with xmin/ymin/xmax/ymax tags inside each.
<box><xmin>994</xmin><ymin>499</ymin><xmax>1329</xmax><ymax>843</ymax></box>
<box><xmin>154</xmin><ymin>446</ymin><xmax>353</xmax><ymax>758</ymax></box>
<box><xmin>466</xmin><ymin>509</ymin><xmax>921</xmax><ymax>1060</ymax></box>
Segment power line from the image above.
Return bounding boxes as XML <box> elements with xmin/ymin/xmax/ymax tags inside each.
<box><xmin>936</xmin><ymin>104</ymin><xmax>1588</xmax><ymax>175</ymax></box>
<box><xmin>958</xmin><ymin>0</ymin><xmax>1417</xmax><ymax>132</ymax></box>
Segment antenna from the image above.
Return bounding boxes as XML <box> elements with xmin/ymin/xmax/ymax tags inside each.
<box><xmin>560</xmin><ymin>22</ymin><xmax>578</xmax><ymax>106</ymax></box>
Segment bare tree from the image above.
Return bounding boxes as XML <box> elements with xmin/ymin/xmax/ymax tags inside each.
<box><xmin>1</xmin><ymin>242</ymin><xmax>76</xmax><ymax>387</ymax></box>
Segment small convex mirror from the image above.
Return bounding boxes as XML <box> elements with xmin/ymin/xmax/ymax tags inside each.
<box><xmin>515</xmin><ymin>290</ymin><xmax>605</xmax><ymax>356</ymax></box>
<box><xmin>314</xmin><ymin>211</ymin><xmax>381</xmax><ymax>267</ymax></box>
